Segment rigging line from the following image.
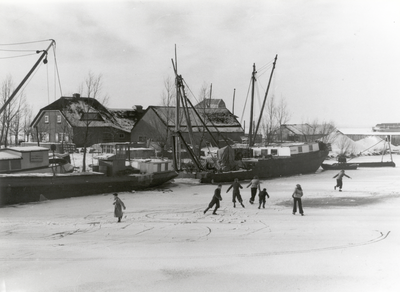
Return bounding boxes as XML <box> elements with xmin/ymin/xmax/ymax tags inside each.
<box><xmin>347</xmin><ymin>139</ymin><xmax>385</xmax><ymax>162</ymax></box>
<box><xmin>46</xmin><ymin>59</ymin><xmax>50</xmax><ymax>104</ymax></box>
<box><xmin>0</xmin><ymin>53</ymin><xmax>37</xmax><ymax>59</ymax></box>
<box><xmin>15</xmin><ymin>61</ymin><xmax>45</xmax><ymax>102</ymax></box>
<box><xmin>182</xmin><ymin>79</ymin><xmax>200</xmax><ymax>105</ymax></box>
<box><xmin>239</xmin><ymin>77</ymin><xmax>252</xmax><ymax>124</ymax></box>
<box><xmin>257</xmin><ymin>60</ymin><xmax>274</xmax><ymax>71</ymax></box>
<box><xmin>51</xmin><ymin>43</ymin><xmax>63</xmax><ymax>97</ymax></box>
<box><xmin>0</xmin><ymin>39</ymin><xmax>53</xmax><ymax>46</ymax></box>
<box><xmin>0</xmin><ymin>49</ymin><xmax>38</xmax><ymax>52</ymax></box>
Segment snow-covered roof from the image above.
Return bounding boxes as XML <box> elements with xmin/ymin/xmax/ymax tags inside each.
<box><xmin>0</xmin><ymin>152</ymin><xmax>21</xmax><ymax>161</ymax></box>
<box><xmin>6</xmin><ymin>146</ymin><xmax>48</xmax><ymax>152</ymax></box>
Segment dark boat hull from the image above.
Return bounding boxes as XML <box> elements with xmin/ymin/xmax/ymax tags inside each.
<box><xmin>0</xmin><ymin>170</ymin><xmax>178</xmax><ymax>206</ymax></box>
<box><xmin>200</xmin><ymin>149</ymin><xmax>329</xmax><ymax>183</ymax></box>
<box><xmin>321</xmin><ymin>163</ymin><xmax>359</xmax><ymax>170</ymax></box>
<box><xmin>357</xmin><ymin>161</ymin><xmax>396</xmax><ymax>168</ymax></box>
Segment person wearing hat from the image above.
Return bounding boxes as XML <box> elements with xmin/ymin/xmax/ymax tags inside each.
<box><xmin>292</xmin><ymin>184</ymin><xmax>304</xmax><ymax>216</ymax></box>
<box><xmin>113</xmin><ymin>193</ymin><xmax>126</xmax><ymax>222</ymax></box>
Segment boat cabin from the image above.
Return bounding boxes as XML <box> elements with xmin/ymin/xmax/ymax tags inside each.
<box><xmin>0</xmin><ymin>146</ymin><xmax>49</xmax><ymax>173</ymax></box>
<box><xmin>251</xmin><ymin>142</ymin><xmax>321</xmax><ymax>158</ymax></box>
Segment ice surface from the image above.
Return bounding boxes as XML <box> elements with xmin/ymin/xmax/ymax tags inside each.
<box><xmin>1</xmin><ymin>154</ymin><xmax>400</xmax><ymax>292</ymax></box>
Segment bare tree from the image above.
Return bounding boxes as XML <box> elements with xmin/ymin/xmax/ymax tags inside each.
<box><xmin>78</xmin><ymin>71</ymin><xmax>105</xmax><ymax>171</ymax></box>
<box><xmin>22</xmin><ymin>106</ymin><xmax>33</xmax><ymax>143</ymax></box>
<box><xmin>0</xmin><ymin>76</ymin><xmax>21</xmax><ymax>147</ymax></box>
<box><xmin>150</xmin><ymin>76</ymin><xmax>177</xmax><ymax>156</ymax></box>
<box><xmin>335</xmin><ymin>134</ymin><xmax>356</xmax><ymax>156</ymax></box>
<box><xmin>301</xmin><ymin>119</ymin><xmax>336</xmax><ymax>143</ymax></box>
<box><xmin>275</xmin><ymin>96</ymin><xmax>291</xmax><ymax>142</ymax></box>
<box><xmin>10</xmin><ymin>93</ymin><xmax>28</xmax><ymax>145</ymax></box>
<box><xmin>262</xmin><ymin>95</ymin><xmax>279</xmax><ymax>145</ymax></box>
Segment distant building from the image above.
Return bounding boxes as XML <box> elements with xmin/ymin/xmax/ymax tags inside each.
<box><xmin>280</xmin><ymin>124</ymin><xmax>331</xmax><ymax>142</ymax></box>
<box><xmin>373</xmin><ymin>123</ymin><xmax>400</xmax><ymax>132</ymax></box>
<box><xmin>30</xmin><ymin>94</ymin><xmax>144</xmax><ymax>148</ymax></box>
<box><xmin>194</xmin><ymin>98</ymin><xmax>226</xmax><ymax>109</ymax></box>
<box><xmin>373</xmin><ymin>123</ymin><xmax>400</xmax><ymax>145</ymax></box>
<box><xmin>130</xmin><ymin>99</ymin><xmax>244</xmax><ymax>152</ymax></box>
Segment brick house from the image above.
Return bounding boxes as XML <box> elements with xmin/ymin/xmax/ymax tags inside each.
<box><xmin>30</xmin><ymin>94</ymin><xmax>143</xmax><ymax>148</ymax></box>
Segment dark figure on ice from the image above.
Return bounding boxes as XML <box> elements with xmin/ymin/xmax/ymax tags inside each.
<box><xmin>226</xmin><ymin>178</ymin><xmax>245</xmax><ymax>208</ymax></box>
<box><xmin>292</xmin><ymin>184</ymin><xmax>304</xmax><ymax>216</ymax></box>
<box><xmin>258</xmin><ymin>188</ymin><xmax>270</xmax><ymax>209</ymax></box>
<box><xmin>333</xmin><ymin>169</ymin><xmax>351</xmax><ymax>192</ymax></box>
<box><xmin>247</xmin><ymin>176</ymin><xmax>261</xmax><ymax>204</ymax></box>
<box><xmin>113</xmin><ymin>193</ymin><xmax>126</xmax><ymax>222</ymax></box>
<box><xmin>204</xmin><ymin>184</ymin><xmax>223</xmax><ymax>215</ymax></box>
<box><xmin>337</xmin><ymin>154</ymin><xmax>347</xmax><ymax>164</ymax></box>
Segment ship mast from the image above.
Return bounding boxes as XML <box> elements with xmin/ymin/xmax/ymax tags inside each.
<box><xmin>0</xmin><ymin>39</ymin><xmax>55</xmax><ymax>115</ymax></box>
<box><xmin>248</xmin><ymin>63</ymin><xmax>257</xmax><ymax>147</ymax></box>
<box><xmin>253</xmin><ymin>54</ymin><xmax>278</xmax><ymax>146</ymax></box>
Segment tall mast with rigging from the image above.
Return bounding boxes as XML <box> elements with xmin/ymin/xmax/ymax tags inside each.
<box><xmin>252</xmin><ymin>54</ymin><xmax>278</xmax><ymax>147</ymax></box>
<box><xmin>0</xmin><ymin>39</ymin><xmax>55</xmax><ymax>115</ymax></box>
<box><xmin>248</xmin><ymin>63</ymin><xmax>257</xmax><ymax>147</ymax></box>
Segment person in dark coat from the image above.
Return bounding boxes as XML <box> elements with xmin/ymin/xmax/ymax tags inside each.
<box><xmin>292</xmin><ymin>184</ymin><xmax>304</xmax><ymax>216</ymax></box>
<box><xmin>333</xmin><ymin>170</ymin><xmax>351</xmax><ymax>191</ymax></box>
<box><xmin>246</xmin><ymin>176</ymin><xmax>261</xmax><ymax>204</ymax></box>
<box><xmin>226</xmin><ymin>178</ymin><xmax>245</xmax><ymax>208</ymax></box>
<box><xmin>204</xmin><ymin>184</ymin><xmax>223</xmax><ymax>215</ymax></box>
<box><xmin>258</xmin><ymin>188</ymin><xmax>270</xmax><ymax>209</ymax></box>
<box><xmin>113</xmin><ymin>193</ymin><xmax>126</xmax><ymax>222</ymax></box>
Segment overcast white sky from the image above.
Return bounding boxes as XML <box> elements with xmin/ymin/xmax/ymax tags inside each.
<box><xmin>1</xmin><ymin>0</ymin><xmax>399</xmax><ymax>128</ymax></box>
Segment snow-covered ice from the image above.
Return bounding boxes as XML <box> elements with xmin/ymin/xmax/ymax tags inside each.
<box><xmin>1</xmin><ymin>154</ymin><xmax>400</xmax><ymax>292</ymax></box>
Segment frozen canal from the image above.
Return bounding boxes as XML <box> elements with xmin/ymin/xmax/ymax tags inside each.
<box><xmin>1</xmin><ymin>155</ymin><xmax>400</xmax><ymax>292</ymax></box>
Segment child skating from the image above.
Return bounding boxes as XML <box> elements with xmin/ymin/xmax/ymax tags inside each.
<box><xmin>246</xmin><ymin>176</ymin><xmax>261</xmax><ymax>204</ymax></box>
<box><xmin>204</xmin><ymin>184</ymin><xmax>223</xmax><ymax>215</ymax></box>
<box><xmin>258</xmin><ymin>188</ymin><xmax>270</xmax><ymax>209</ymax></box>
<box><xmin>226</xmin><ymin>178</ymin><xmax>245</xmax><ymax>208</ymax></box>
<box><xmin>333</xmin><ymin>169</ymin><xmax>351</xmax><ymax>191</ymax></box>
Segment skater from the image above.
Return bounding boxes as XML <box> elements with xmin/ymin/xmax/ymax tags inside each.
<box><xmin>226</xmin><ymin>178</ymin><xmax>245</xmax><ymax>208</ymax></box>
<box><xmin>113</xmin><ymin>193</ymin><xmax>126</xmax><ymax>222</ymax></box>
<box><xmin>333</xmin><ymin>169</ymin><xmax>351</xmax><ymax>191</ymax></box>
<box><xmin>247</xmin><ymin>176</ymin><xmax>261</xmax><ymax>204</ymax></box>
<box><xmin>292</xmin><ymin>184</ymin><xmax>304</xmax><ymax>216</ymax></box>
<box><xmin>258</xmin><ymin>188</ymin><xmax>270</xmax><ymax>209</ymax></box>
<box><xmin>204</xmin><ymin>184</ymin><xmax>223</xmax><ymax>215</ymax></box>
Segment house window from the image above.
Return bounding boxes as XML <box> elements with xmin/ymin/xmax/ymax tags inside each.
<box><xmin>57</xmin><ymin>133</ymin><xmax>69</xmax><ymax>142</ymax></box>
<box><xmin>271</xmin><ymin>149</ymin><xmax>278</xmax><ymax>155</ymax></box>
<box><xmin>119</xmin><ymin>133</ymin><xmax>125</xmax><ymax>139</ymax></box>
<box><xmin>44</xmin><ymin>115</ymin><xmax>49</xmax><ymax>123</ymax></box>
<box><xmin>309</xmin><ymin>145</ymin><xmax>314</xmax><ymax>151</ymax></box>
<box><xmin>57</xmin><ymin>115</ymin><xmax>61</xmax><ymax>123</ymax></box>
<box><xmin>81</xmin><ymin>112</ymin><xmax>103</xmax><ymax>121</ymax></box>
<box><xmin>41</xmin><ymin>132</ymin><xmax>49</xmax><ymax>142</ymax></box>
<box><xmin>298</xmin><ymin>146</ymin><xmax>303</xmax><ymax>153</ymax></box>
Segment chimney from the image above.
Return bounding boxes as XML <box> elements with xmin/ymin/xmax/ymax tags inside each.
<box><xmin>72</xmin><ymin>93</ymin><xmax>81</xmax><ymax>99</ymax></box>
<box><xmin>133</xmin><ymin>105</ymin><xmax>143</xmax><ymax>112</ymax></box>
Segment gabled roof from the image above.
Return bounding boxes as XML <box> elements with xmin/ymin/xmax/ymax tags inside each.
<box><xmin>194</xmin><ymin>99</ymin><xmax>226</xmax><ymax>109</ymax></box>
<box><xmin>149</xmin><ymin>106</ymin><xmax>242</xmax><ymax>130</ymax></box>
<box><xmin>282</xmin><ymin>124</ymin><xmax>331</xmax><ymax>135</ymax></box>
<box><xmin>31</xmin><ymin>96</ymin><xmax>139</xmax><ymax>133</ymax></box>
